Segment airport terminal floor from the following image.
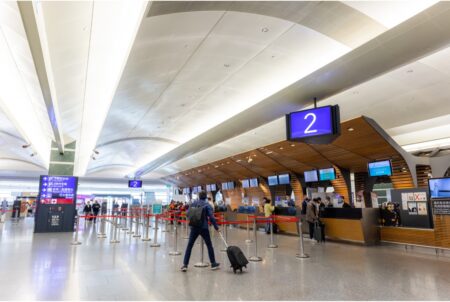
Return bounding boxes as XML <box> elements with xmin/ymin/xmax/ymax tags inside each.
<box><xmin>1</xmin><ymin>217</ymin><xmax>450</xmax><ymax>301</ymax></box>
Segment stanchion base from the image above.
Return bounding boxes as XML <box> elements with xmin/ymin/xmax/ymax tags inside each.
<box><xmin>150</xmin><ymin>243</ymin><xmax>160</xmax><ymax>247</ymax></box>
<box><xmin>268</xmin><ymin>244</ymin><xmax>278</xmax><ymax>248</ymax></box>
<box><xmin>70</xmin><ymin>241</ymin><xmax>82</xmax><ymax>245</ymax></box>
<box><xmin>169</xmin><ymin>251</ymin><xmax>181</xmax><ymax>256</ymax></box>
<box><xmin>183</xmin><ymin>236</ymin><xmax>189</xmax><ymax>240</ymax></box>
<box><xmin>110</xmin><ymin>240</ymin><xmax>120</xmax><ymax>243</ymax></box>
<box><xmin>296</xmin><ymin>253</ymin><xmax>310</xmax><ymax>259</ymax></box>
<box><xmin>194</xmin><ymin>262</ymin><xmax>209</xmax><ymax>267</ymax></box>
<box><xmin>121</xmin><ymin>228</ymin><xmax>129</xmax><ymax>231</ymax></box>
<box><xmin>132</xmin><ymin>234</ymin><xmax>142</xmax><ymax>238</ymax></box>
<box><xmin>141</xmin><ymin>238</ymin><xmax>151</xmax><ymax>241</ymax></box>
<box><xmin>245</xmin><ymin>239</ymin><xmax>253</xmax><ymax>243</ymax></box>
<box><xmin>249</xmin><ymin>256</ymin><xmax>262</xmax><ymax>262</ymax></box>
<box><xmin>97</xmin><ymin>234</ymin><xmax>107</xmax><ymax>238</ymax></box>
<box><xmin>127</xmin><ymin>231</ymin><xmax>134</xmax><ymax>234</ymax></box>
<box><xmin>220</xmin><ymin>248</ymin><xmax>227</xmax><ymax>252</ymax></box>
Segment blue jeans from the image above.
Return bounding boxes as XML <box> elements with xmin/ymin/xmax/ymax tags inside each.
<box><xmin>183</xmin><ymin>227</ymin><xmax>217</xmax><ymax>266</ymax></box>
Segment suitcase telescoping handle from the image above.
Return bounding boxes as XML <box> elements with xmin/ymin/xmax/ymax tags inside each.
<box><xmin>218</xmin><ymin>231</ymin><xmax>228</xmax><ymax>248</ymax></box>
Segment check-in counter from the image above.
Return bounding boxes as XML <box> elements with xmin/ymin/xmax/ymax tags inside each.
<box><xmin>320</xmin><ymin>208</ymin><xmax>380</xmax><ymax>245</ymax></box>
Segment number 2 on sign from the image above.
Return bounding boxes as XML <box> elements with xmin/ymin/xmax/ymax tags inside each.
<box><xmin>304</xmin><ymin>113</ymin><xmax>317</xmax><ymax>134</ymax></box>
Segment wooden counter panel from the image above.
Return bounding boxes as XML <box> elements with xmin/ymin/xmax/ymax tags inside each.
<box><xmin>380</xmin><ymin>227</ymin><xmax>435</xmax><ymax>246</ymax></box>
<box><xmin>277</xmin><ymin>220</ymin><xmax>298</xmax><ymax>235</ymax></box>
<box><xmin>321</xmin><ymin>218</ymin><xmax>364</xmax><ymax>242</ymax></box>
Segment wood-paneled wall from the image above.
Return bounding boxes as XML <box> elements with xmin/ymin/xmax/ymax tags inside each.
<box><xmin>390</xmin><ymin>156</ymin><xmax>415</xmax><ymax>189</ymax></box>
<box><xmin>290</xmin><ymin>174</ymin><xmax>303</xmax><ymax>206</ymax></box>
<box><xmin>416</xmin><ymin>165</ymin><xmax>432</xmax><ymax>188</ymax></box>
<box><xmin>330</xmin><ymin>165</ymin><xmax>350</xmax><ymax>201</ymax></box>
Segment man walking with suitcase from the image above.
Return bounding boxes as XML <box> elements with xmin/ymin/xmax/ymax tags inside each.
<box><xmin>181</xmin><ymin>190</ymin><xmax>220</xmax><ymax>272</ymax></box>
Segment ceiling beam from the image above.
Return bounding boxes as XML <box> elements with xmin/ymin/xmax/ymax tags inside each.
<box><xmin>134</xmin><ymin>2</ymin><xmax>450</xmax><ymax>177</ymax></box>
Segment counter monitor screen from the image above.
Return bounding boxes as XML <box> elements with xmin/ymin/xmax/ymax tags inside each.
<box><xmin>227</xmin><ymin>181</ymin><xmax>235</xmax><ymax>190</ymax></box>
<box><xmin>278</xmin><ymin>174</ymin><xmax>290</xmax><ymax>185</ymax></box>
<box><xmin>319</xmin><ymin>168</ymin><xmax>336</xmax><ymax>181</ymax></box>
<box><xmin>242</xmin><ymin>179</ymin><xmax>250</xmax><ymax>188</ymax></box>
<box><xmin>304</xmin><ymin>170</ymin><xmax>318</xmax><ymax>182</ymax></box>
<box><xmin>128</xmin><ymin>180</ymin><xmax>142</xmax><ymax>188</ymax></box>
<box><xmin>210</xmin><ymin>184</ymin><xmax>217</xmax><ymax>191</ymax></box>
<box><xmin>368</xmin><ymin>160</ymin><xmax>392</xmax><ymax>177</ymax></box>
<box><xmin>429</xmin><ymin>177</ymin><xmax>450</xmax><ymax>198</ymax></box>
<box><xmin>268</xmin><ymin>175</ymin><xmax>278</xmax><ymax>186</ymax></box>
<box><xmin>221</xmin><ymin>182</ymin><xmax>228</xmax><ymax>191</ymax></box>
<box><xmin>196</xmin><ymin>185</ymin><xmax>202</xmax><ymax>192</ymax></box>
<box><xmin>249</xmin><ymin>178</ymin><xmax>259</xmax><ymax>187</ymax></box>
<box><xmin>206</xmin><ymin>184</ymin><xmax>211</xmax><ymax>192</ymax></box>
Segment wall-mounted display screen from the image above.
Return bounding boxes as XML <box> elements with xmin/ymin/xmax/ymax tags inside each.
<box><xmin>304</xmin><ymin>170</ymin><xmax>318</xmax><ymax>182</ymax></box>
<box><xmin>278</xmin><ymin>174</ymin><xmax>290</xmax><ymax>185</ymax></box>
<box><xmin>268</xmin><ymin>175</ymin><xmax>278</xmax><ymax>186</ymax></box>
<box><xmin>192</xmin><ymin>186</ymin><xmax>198</xmax><ymax>194</ymax></box>
<box><xmin>183</xmin><ymin>187</ymin><xmax>190</xmax><ymax>194</ymax></box>
<box><xmin>211</xmin><ymin>184</ymin><xmax>216</xmax><ymax>191</ymax></box>
<box><xmin>319</xmin><ymin>168</ymin><xmax>336</xmax><ymax>181</ymax></box>
<box><xmin>206</xmin><ymin>184</ymin><xmax>211</xmax><ymax>192</ymax></box>
<box><xmin>242</xmin><ymin>179</ymin><xmax>250</xmax><ymax>188</ymax></box>
<box><xmin>222</xmin><ymin>182</ymin><xmax>228</xmax><ymax>190</ymax></box>
<box><xmin>368</xmin><ymin>160</ymin><xmax>392</xmax><ymax>177</ymax></box>
<box><xmin>39</xmin><ymin>175</ymin><xmax>78</xmax><ymax>204</ymax></box>
<box><xmin>429</xmin><ymin>177</ymin><xmax>450</xmax><ymax>198</ymax></box>
<box><xmin>227</xmin><ymin>181</ymin><xmax>235</xmax><ymax>190</ymax></box>
<box><xmin>250</xmin><ymin>178</ymin><xmax>259</xmax><ymax>187</ymax></box>
<box><xmin>128</xmin><ymin>180</ymin><xmax>142</xmax><ymax>188</ymax></box>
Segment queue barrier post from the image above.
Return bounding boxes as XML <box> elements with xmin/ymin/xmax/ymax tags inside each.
<box><xmin>150</xmin><ymin>215</ymin><xmax>161</xmax><ymax>247</ymax></box>
<box><xmin>70</xmin><ymin>215</ymin><xmax>82</xmax><ymax>245</ymax></box>
<box><xmin>248</xmin><ymin>216</ymin><xmax>262</xmax><ymax>262</ymax></box>
<box><xmin>97</xmin><ymin>216</ymin><xmax>107</xmax><ymax>238</ymax></box>
<box><xmin>169</xmin><ymin>215</ymin><xmax>181</xmax><ymax>256</ymax></box>
<box><xmin>268</xmin><ymin>216</ymin><xmax>278</xmax><ymax>248</ymax></box>
<box><xmin>110</xmin><ymin>214</ymin><xmax>120</xmax><ymax>244</ymax></box>
<box><xmin>142</xmin><ymin>211</ymin><xmax>151</xmax><ymax>242</ymax></box>
<box><xmin>162</xmin><ymin>211</ymin><xmax>170</xmax><ymax>232</ymax></box>
<box><xmin>127</xmin><ymin>209</ymin><xmax>134</xmax><ymax>234</ymax></box>
<box><xmin>296</xmin><ymin>219</ymin><xmax>309</xmax><ymax>259</ymax></box>
<box><xmin>245</xmin><ymin>215</ymin><xmax>253</xmax><ymax>244</ymax></box>
<box><xmin>220</xmin><ymin>217</ymin><xmax>228</xmax><ymax>252</ymax></box>
<box><xmin>183</xmin><ymin>215</ymin><xmax>189</xmax><ymax>240</ymax></box>
<box><xmin>194</xmin><ymin>238</ymin><xmax>209</xmax><ymax>267</ymax></box>
<box><xmin>121</xmin><ymin>209</ymin><xmax>129</xmax><ymax>231</ymax></box>
<box><xmin>133</xmin><ymin>210</ymin><xmax>142</xmax><ymax>238</ymax></box>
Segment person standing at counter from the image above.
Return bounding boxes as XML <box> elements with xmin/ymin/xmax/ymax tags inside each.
<box><xmin>325</xmin><ymin>196</ymin><xmax>333</xmax><ymax>208</ymax></box>
<box><xmin>264</xmin><ymin>197</ymin><xmax>275</xmax><ymax>234</ymax></box>
<box><xmin>301</xmin><ymin>197</ymin><xmax>309</xmax><ymax>215</ymax></box>
<box><xmin>306</xmin><ymin>198</ymin><xmax>319</xmax><ymax>239</ymax></box>
<box><xmin>341</xmin><ymin>196</ymin><xmax>352</xmax><ymax>208</ymax></box>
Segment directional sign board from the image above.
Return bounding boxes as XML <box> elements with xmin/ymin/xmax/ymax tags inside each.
<box><xmin>39</xmin><ymin>176</ymin><xmax>78</xmax><ymax>205</ymax></box>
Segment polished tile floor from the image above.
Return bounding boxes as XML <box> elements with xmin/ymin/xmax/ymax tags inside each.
<box><xmin>1</xmin><ymin>217</ymin><xmax>450</xmax><ymax>301</ymax></box>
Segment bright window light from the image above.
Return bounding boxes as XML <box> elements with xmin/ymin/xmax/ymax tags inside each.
<box><xmin>402</xmin><ymin>137</ymin><xmax>450</xmax><ymax>152</ymax></box>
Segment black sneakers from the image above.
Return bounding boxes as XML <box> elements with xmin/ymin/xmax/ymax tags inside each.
<box><xmin>180</xmin><ymin>265</ymin><xmax>187</xmax><ymax>272</ymax></box>
<box><xmin>211</xmin><ymin>263</ymin><xmax>220</xmax><ymax>270</ymax></box>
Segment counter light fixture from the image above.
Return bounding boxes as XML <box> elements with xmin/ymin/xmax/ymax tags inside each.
<box><xmin>347</xmin><ymin>127</ymin><xmax>355</xmax><ymax>132</ymax></box>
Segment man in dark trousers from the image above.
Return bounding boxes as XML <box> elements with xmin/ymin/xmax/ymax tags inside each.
<box><xmin>181</xmin><ymin>190</ymin><xmax>220</xmax><ymax>272</ymax></box>
<box><xmin>92</xmin><ymin>200</ymin><xmax>101</xmax><ymax>223</ymax></box>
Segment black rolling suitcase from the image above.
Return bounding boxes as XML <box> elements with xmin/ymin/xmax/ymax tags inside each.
<box><xmin>314</xmin><ymin>220</ymin><xmax>325</xmax><ymax>242</ymax></box>
<box><xmin>219</xmin><ymin>232</ymin><xmax>248</xmax><ymax>273</ymax></box>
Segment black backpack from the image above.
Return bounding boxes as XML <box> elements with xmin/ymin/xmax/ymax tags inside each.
<box><xmin>187</xmin><ymin>205</ymin><xmax>205</xmax><ymax>227</ymax></box>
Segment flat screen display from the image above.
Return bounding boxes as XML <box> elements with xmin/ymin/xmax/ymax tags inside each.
<box><xmin>222</xmin><ymin>182</ymin><xmax>228</xmax><ymax>190</ymax></box>
<box><xmin>210</xmin><ymin>184</ymin><xmax>216</xmax><ymax>191</ymax></box>
<box><xmin>242</xmin><ymin>179</ymin><xmax>250</xmax><ymax>188</ymax></box>
<box><xmin>287</xmin><ymin>106</ymin><xmax>333</xmax><ymax>139</ymax></box>
<box><xmin>278</xmin><ymin>174</ymin><xmax>290</xmax><ymax>185</ymax></box>
<box><xmin>268</xmin><ymin>175</ymin><xmax>278</xmax><ymax>186</ymax></box>
<box><xmin>304</xmin><ymin>170</ymin><xmax>318</xmax><ymax>182</ymax></box>
<box><xmin>39</xmin><ymin>175</ymin><xmax>78</xmax><ymax>204</ymax></box>
<box><xmin>227</xmin><ymin>181</ymin><xmax>235</xmax><ymax>190</ymax></box>
<box><xmin>319</xmin><ymin>168</ymin><xmax>336</xmax><ymax>181</ymax></box>
<box><xmin>249</xmin><ymin>178</ymin><xmax>259</xmax><ymax>187</ymax></box>
<box><xmin>368</xmin><ymin>160</ymin><xmax>392</xmax><ymax>177</ymax></box>
<box><xmin>183</xmin><ymin>187</ymin><xmax>190</xmax><ymax>194</ymax></box>
<box><xmin>429</xmin><ymin>178</ymin><xmax>450</xmax><ymax>198</ymax></box>
<box><xmin>128</xmin><ymin>180</ymin><xmax>142</xmax><ymax>188</ymax></box>
<box><xmin>192</xmin><ymin>186</ymin><xmax>197</xmax><ymax>194</ymax></box>
<box><xmin>206</xmin><ymin>184</ymin><xmax>211</xmax><ymax>192</ymax></box>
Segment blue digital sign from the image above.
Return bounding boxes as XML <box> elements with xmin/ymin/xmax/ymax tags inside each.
<box><xmin>249</xmin><ymin>178</ymin><xmax>259</xmax><ymax>187</ymax></box>
<box><xmin>304</xmin><ymin>170</ymin><xmax>318</xmax><ymax>182</ymax></box>
<box><xmin>268</xmin><ymin>175</ymin><xmax>278</xmax><ymax>186</ymax></box>
<box><xmin>242</xmin><ymin>179</ymin><xmax>250</xmax><ymax>188</ymax></box>
<box><xmin>368</xmin><ymin>160</ymin><xmax>392</xmax><ymax>177</ymax></box>
<box><xmin>286</xmin><ymin>105</ymin><xmax>340</xmax><ymax>143</ymax></box>
<box><xmin>278</xmin><ymin>174</ymin><xmax>290</xmax><ymax>185</ymax></box>
<box><xmin>319</xmin><ymin>168</ymin><xmax>336</xmax><ymax>181</ymax></box>
<box><xmin>39</xmin><ymin>175</ymin><xmax>78</xmax><ymax>204</ymax></box>
<box><xmin>429</xmin><ymin>177</ymin><xmax>450</xmax><ymax>198</ymax></box>
<box><xmin>128</xmin><ymin>180</ymin><xmax>143</xmax><ymax>188</ymax></box>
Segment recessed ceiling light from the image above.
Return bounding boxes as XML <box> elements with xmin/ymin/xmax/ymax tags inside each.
<box><xmin>347</xmin><ymin>127</ymin><xmax>355</xmax><ymax>132</ymax></box>
<box><xmin>261</xmin><ymin>27</ymin><xmax>269</xmax><ymax>32</ymax></box>
<box><xmin>214</xmin><ymin>165</ymin><xmax>219</xmax><ymax>168</ymax></box>
<box><xmin>236</xmin><ymin>159</ymin><xmax>241</xmax><ymax>162</ymax></box>
<box><xmin>266</xmin><ymin>151</ymin><xmax>273</xmax><ymax>155</ymax></box>
<box><xmin>252</xmin><ymin>154</ymin><xmax>257</xmax><ymax>157</ymax></box>
<box><xmin>290</xmin><ymin>144</ymin><xmax>295</xmax><ymax>147</ymax></box>
<box><xmin>224</xmin><ymin>63</ymin><xmax>230</xmax><ymax>68</ymax></box>
<box><xmin>279</xmin><ymin>147</ymin><xmax>284</xmax><ymax>150</ymax></box>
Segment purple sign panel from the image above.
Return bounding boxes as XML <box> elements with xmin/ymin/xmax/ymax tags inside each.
<box><xmin>288</xmin><ymin>106</ymin><xmax>334</xmax><ymax>139</ymax></box>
